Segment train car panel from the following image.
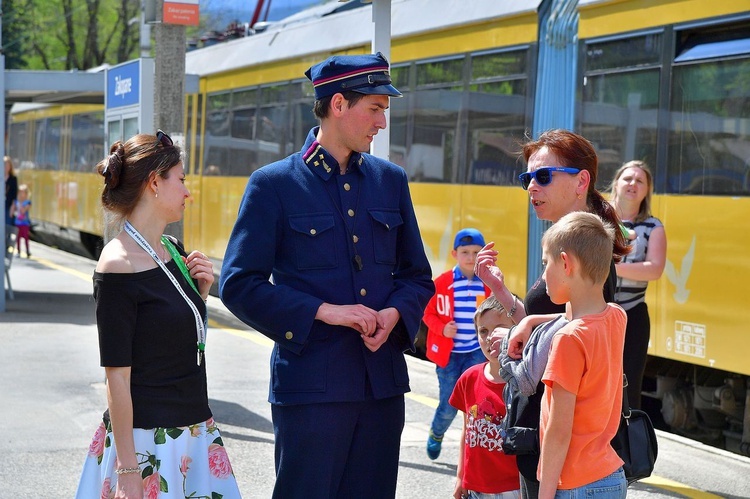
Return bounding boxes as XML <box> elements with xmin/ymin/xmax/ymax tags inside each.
<box><xmin>650</xmin><ymin>195</ymin><xmax>750</xmax><ymax>377</ymax></box>
<box><xmin>392</xmin><ymin>14</ymin><xmax>538</xmax><ymax>63</ymax></box>
<box><xmin>579</xmin><ymin>0</ymin><xmax>750</xmax><ymax>39</ymax></box>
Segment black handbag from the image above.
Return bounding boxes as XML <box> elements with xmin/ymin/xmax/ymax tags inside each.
<box><xmin>499</xmin><ymin>381</ymin><xmax>539</xmax><ymax>455</ymax></box>
<box><xmin>610</xmin><ymin>374</ymin><xmax>658</xmax><ymax>484</ymax></box>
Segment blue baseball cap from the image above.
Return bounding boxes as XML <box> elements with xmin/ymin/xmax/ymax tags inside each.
<box><xmin>453</xmin><ymin>228</ymin><xmax>485</xmax><ymax>249</ymax></box>
<box><xmin>305</xmin><ymin>52</ymin><xmax>402</xmax><ymax>100</ymax></box>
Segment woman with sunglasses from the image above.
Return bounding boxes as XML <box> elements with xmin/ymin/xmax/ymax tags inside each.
<box><xmin>609</xmin><ymin>161</ymin><xmax>666</xmax><ymax>411</ymax></box>
<box><xmin>475</xmin><ymin>129</ymin><xmax>628</xmax><ymax>499</ymax></box>
<box><xmin>76</xmin><ymin>131</ymin><xmax>241</xmax><ymax>499</ymax></box>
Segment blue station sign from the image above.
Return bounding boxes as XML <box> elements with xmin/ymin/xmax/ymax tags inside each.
<box><xmin>106</xmin><ymin>60</ymin><xmax>141</xmax><ymax>109</ymax></box>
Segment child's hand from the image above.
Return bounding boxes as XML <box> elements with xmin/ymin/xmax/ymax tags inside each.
<box><xmin>443</xmin><ymin>321</ymin><xmax>458</xmax><ymax>338</ymax></box>
<box><xmin>489</xmin><ymin>327</ymin><xmax>510</xmax><ymax>359</ymax></box>
<box><xmin>452</xmin><ymin>479</ymin><xmax>468</xmax><ymax>499</ymax></box>
<box><xmin>507</xmin><ymin>318</ymin><xmax>534</xmax><ymax>359</ymax></box>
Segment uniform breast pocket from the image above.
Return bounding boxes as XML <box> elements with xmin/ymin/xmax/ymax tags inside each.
<box><xmin>369</xmin><ymin>209</ymin><xmax>403</xmax><ymax>265</ymax></box>
<box><xmin>288</xmin><ymin>213</ymin><xmax>337</xmax><ymax>270</ymax></box>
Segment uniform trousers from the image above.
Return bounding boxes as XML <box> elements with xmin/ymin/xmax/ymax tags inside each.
<box><xmin>271</xmin><ymin>394</ymin><xmax>405</xmax><ymax>499</ymax></box>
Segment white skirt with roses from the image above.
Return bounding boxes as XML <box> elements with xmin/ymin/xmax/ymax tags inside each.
<box><xmin>75</xmin><ymin>416</ymin><xmax>241</xmax><ymax>498</ymax></box>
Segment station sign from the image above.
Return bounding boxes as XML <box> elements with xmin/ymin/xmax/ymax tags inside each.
<box><xmin>164</xmin><ymin>0</ymin><xmax>199</xmax><ymax>26</ymax></box>
<box><xmin>106</xmin><ymin>60</ymin><xmax>141</xmax><ymax>109</ymax></box>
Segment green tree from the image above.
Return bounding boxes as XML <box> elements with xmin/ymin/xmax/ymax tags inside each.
<box><xmin>9</xmin><ymin>0</ymin><xmax>140</xmax><ymax>70</ymax></box>
<box><xmin>2</xmin><ymin>0</ymin><xmax>32</xmax><ymax>69</ymax></box>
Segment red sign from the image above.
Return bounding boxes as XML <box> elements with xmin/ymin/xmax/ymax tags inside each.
<box><xmin>163</xmin><ymin>0</ymin><xmax>199</xmax><ymax>26</ymax></box>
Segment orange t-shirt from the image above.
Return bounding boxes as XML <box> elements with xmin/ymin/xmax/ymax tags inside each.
<box><xmin>539</xmin><ymin>303</ymin><xmax>626</xmax><ymax>489</ymax></box>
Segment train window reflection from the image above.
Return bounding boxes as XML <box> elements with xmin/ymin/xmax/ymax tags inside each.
<box><xmin>466</xmin><ymin>50</ymin><xmax>529</xmax><ymax>186</ymax></box>
<box><xmin>70</xmin><ymin>112</ymin><xmax>104</xmax><ymax>173</ymax></box>
<box><xmin>667</xmin><ymin>58</ymin><xmax>750</xmax><ymax>195</ymax></box>
<box><xmin>35</xmin><ymin>118</ymin><xmax>62</xmax><ymax>171</ymax></box>
<box><xmin>581</xmin><ymin>69</ymin><xmax>660</xmax><ymax>191</ymax></box>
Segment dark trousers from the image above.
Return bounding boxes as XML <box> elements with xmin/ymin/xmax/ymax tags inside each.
<box><xmin>624</xmin><ymin>302</ymin><xmax>650</xmax><ymax>410</ymax></box>
<box><xmin>520</xmin><ymin>473</ymin><xmax>539</xmax><ymax>499</ymax></box>
<box><xmin>271</xmin><ymin>395</ymin><xmax>405</xmax><ymax>499</ymax></box>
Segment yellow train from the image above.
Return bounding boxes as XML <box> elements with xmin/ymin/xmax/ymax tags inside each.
<box><xmin>9</xmin><ymin>0</ymin><xmax>750</xmax><ymax>453</ymax></box>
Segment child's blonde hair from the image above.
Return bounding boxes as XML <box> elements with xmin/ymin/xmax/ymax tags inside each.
<box><xmin>473</xmin><ymin>295</ymin><xmax>505</xmax><ymax>334</ymax></box>
<box><xmin>17</xmin><ymin>184</ymin><xmax>30</xmax><ymax>196</ymax></box>
<box><xmin>542</xmin><ymin>212</ymin><xmax>614</xmax><ymax>285</ymax></box>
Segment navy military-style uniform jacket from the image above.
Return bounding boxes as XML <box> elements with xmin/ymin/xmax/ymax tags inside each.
<box><xmin>220</xmin><ymin>127</ymin><xmax>435</xmax><ymax>406</ymax></box>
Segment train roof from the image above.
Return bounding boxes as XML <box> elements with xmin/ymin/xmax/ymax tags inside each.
<box><xmin>185</xmin><ymin>0</ymin><xmax>541</xmax><ymax>77</ymax></box>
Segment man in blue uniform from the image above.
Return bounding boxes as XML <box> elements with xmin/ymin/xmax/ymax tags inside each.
<box><xmin>220</xmin><ymin>52</ymin><xmax>435</xmax><ymax>498</ymax></box>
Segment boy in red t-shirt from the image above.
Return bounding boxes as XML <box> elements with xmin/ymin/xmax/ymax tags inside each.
<box><xmin>537</xmin><ymin>212</ymin><xmax>627</xmax><ymax>498</ymax></box>
<box><xmin>449</xmin><ymin>296</ymin><xmax>521</xmax><ymax>499</ymax></box>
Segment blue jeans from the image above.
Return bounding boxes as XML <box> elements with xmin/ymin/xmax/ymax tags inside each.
<box><xmin>554</xmin><ymin>468</ymin><xmax>627</xmax><ymax>499</ymax></box>
<box><xmin>430</xmin><ymin>348</ymin><xmax>486</xmax><ymax>437</ymax></box>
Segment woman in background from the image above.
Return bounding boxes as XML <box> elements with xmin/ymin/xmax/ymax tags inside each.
<box><xmin>4</xmin><ymin>156</ymin><xmax>18</xmax><ymax>226</ymax></box>
<box><xmin>609</xmin><ymin>160</ymin><xmax>666</xmax><ymax>409</ymax></box>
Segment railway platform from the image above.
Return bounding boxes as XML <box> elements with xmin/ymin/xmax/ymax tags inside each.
<box><xmin>2</xmin><ymin>243</ymin><xmax>749</xmax><ymax>498</ymax></box>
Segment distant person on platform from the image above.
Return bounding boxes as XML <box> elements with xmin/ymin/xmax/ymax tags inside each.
<box><xmin>4</xmin><ymin>156</ymin><xmax>18</xmax><ymax>226</ymax></box>
<box><xmin>219</xmin><ymin>52</ymin><xmax>435</xmax><ymax>499</ymax></box>
<box><xmin>11</xmin><ymin>184</ymin><xmax>32</xmax><ymax>258</ymax></box>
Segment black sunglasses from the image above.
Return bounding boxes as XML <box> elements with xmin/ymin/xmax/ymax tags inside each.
<box><xmin>518</xmin><ymin>166</ymin><xmax>580</xmax><ymax>190</ymax></box>
<box><xmin>156</xmin><ymin>129</ymin><xmax>174</xmax><ymax>147</ymax></box>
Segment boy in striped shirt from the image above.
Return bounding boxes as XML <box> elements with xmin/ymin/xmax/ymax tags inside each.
<box><xmin>424</xmin><ymin>228</ymin><xmax>491</xmax><ymax>460</ymax></box>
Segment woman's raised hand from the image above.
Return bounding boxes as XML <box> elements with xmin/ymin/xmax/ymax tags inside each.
<box><xmin>474</xmin><ymin>242</ymin><xmax>506</xmax><ymax>294</ymax></box>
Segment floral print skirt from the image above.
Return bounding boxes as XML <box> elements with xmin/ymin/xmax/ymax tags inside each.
<box><xmin>75</xmin><ymin>416</ymin><xmax>242</xmax><ymax>498</ymax></box>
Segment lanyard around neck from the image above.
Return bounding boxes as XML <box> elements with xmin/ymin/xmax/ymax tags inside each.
<box><xmin>124</xmin><ymin>221</ymin><xmax>206</xmax><ymax>365</ymax></box>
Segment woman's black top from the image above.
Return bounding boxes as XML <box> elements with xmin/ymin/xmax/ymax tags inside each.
<box><xmin>94</xmin><ymin>260</ymin><xmax>211</xmax><ymax>428</ymax></box>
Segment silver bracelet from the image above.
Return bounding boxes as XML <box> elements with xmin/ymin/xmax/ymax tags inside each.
<box><xmin>115</xmin><ymin>467</ymin><xmax>141</xmax><ymax>475</ymax></box>
<box><xmin>506</xmin><ymin>294</ymin><xmax>518</xmax><ymax>318</ymax></box>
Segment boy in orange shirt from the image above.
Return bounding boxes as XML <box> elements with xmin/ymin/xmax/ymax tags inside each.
<box><xmin>537</xmin><ymin>212</ymin><xmax>627</xmax><ymax>498</ymax></box>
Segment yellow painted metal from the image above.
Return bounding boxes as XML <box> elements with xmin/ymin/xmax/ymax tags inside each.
<box><xmin>579</xmin><ymin>0</ymin><xmax>750</xmax><ymax>39</ymax></box>
<box><xmin>648</xmin><ymin>194</ymin><xmax>750</xmax><ymax>376</ymax></box>
<box><xmin>410</xmin><ymin>184</ymin><xmax>529</xmax><ymax>294</ymax></box>
<box><xmin>393</xmin><ymin>14</ymin><xmax>538</xmax><ymax>63</ymax></box>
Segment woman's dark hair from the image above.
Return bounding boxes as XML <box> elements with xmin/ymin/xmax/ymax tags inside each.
<box><xmin>523</xmin><ymin>129</ymin><xmax>629</xmax><ymax>261</ymax></box>
<box><xmin>96</xmin><ymin>133</ymin><xmax>182</xmax><ymax>218</ymax></box>
<box><xmin>312</xmin><ymin>90</ymin><xmax>366</xmax><ymax>119</ymax></box>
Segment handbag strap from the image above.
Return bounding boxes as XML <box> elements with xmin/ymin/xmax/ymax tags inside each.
<box><xmin>622</xmin><ymin>373</ymin><xmax>631</xmax><ymax>419</ymax></box>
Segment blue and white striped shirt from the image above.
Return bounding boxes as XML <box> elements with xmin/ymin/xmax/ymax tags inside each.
<box><xmin>451</xmin><ymin>266</ymin><xmax>485</xmax><ymax>353</ymax></box>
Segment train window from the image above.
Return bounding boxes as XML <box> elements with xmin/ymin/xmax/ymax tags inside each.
<box><xmin>257</xmin><ymin>84</ymin><xmax>290</xmax><ymax>167</ymax></box>
<box><xmin>466</xmin><ymin>50</ymin><xmax>529</xmax><ymax>186</ymax></box>
<box><xmin>288</xmin><ymin>81</ymin><xmax>317</xmax><ymax>154</ymax></box>
<box><xmin>585</xmin><ymin>33</ymin><xmax>662</xmax><ymax>72</ymax></box>
<box><xmin>675</xmin><ymin>21</ymin><xmax>750</xmax><ymax>62</ymax></box>
<box><xmin>8</xmin><ymin>122</ymin><xmax>28</xmax><ymax>170</ymax></box>
<box><xmin>390</xmin><ymin>91</ymin><xmax>410</xmax><ymax>173</ymax></box>
<box><xmin>667</xmin><ymin>57</ymin><xmax>750</xmax><ymax>195</ymax></box>
<box><xmin>471</xmin><ymin>50</ymin><xmax>527</xmax><ymax>80</ymax></box>
<box><xmin>34</xmin><ymin>118</ymin><xmax>62</xmax><ymax>171</ymax></box>
<box><xmin>231</xmin><ymin>89</ymin><xmax>258</xmax><ymax>141</ymax></box>
<box><xmin>416</xmin><ymin>58</ymin><xmax>464</xmax><ymax>89</ymax></box>
<box><xmin>581</xmin><ymin>34</ymin><xmax>662</xmax><ymax>191</ymax></box>
<box><xmin>390</xmin><ymin>65</ymin><xmax>409</xmax><ymax>91</ymax></box>
<box><xmin>407</xmin><ymin>57</ymin><xmax>467</xmax><ymax>183</ymax></box>
<box><xmin>70</xmin><ymin>112</ymin><xmax>104</xmax><ymax>173</ymax></box>
<box><xmin>206</xmin><ymin>92</ymin><xmax>231</xmax><ymax>137</ymax></box>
